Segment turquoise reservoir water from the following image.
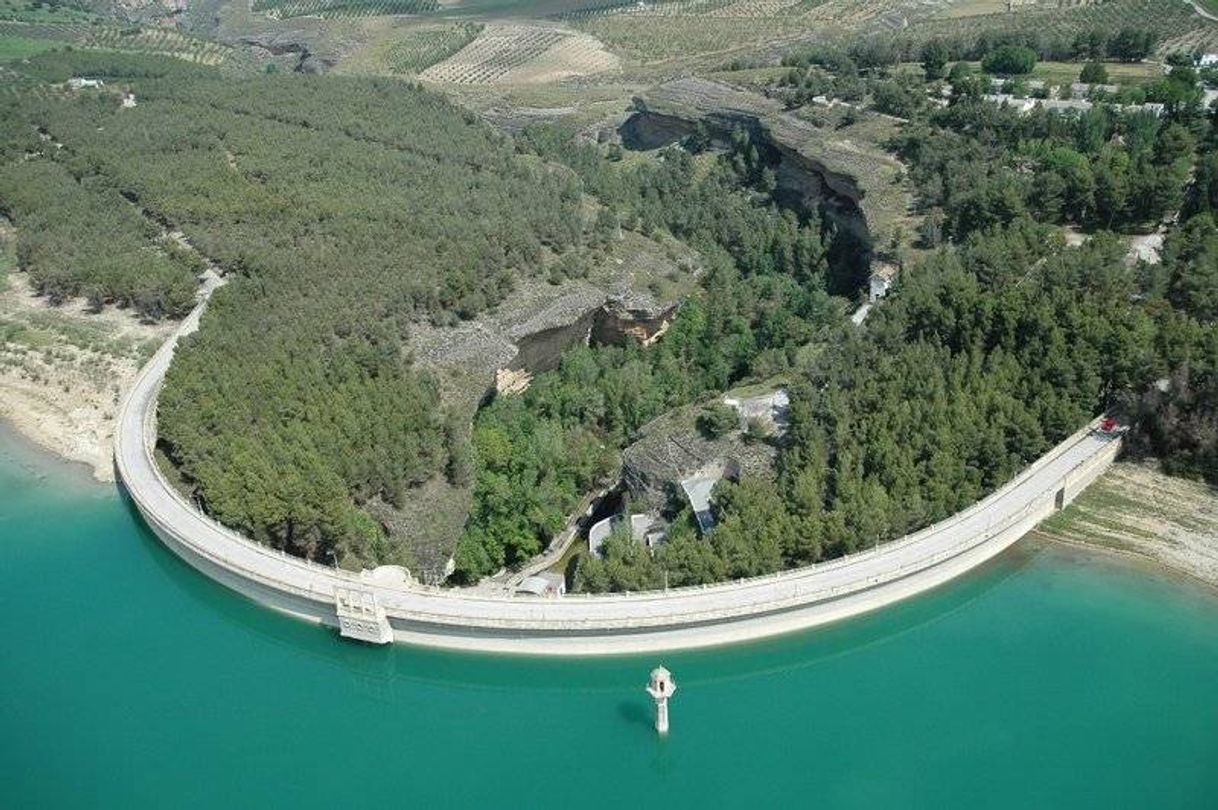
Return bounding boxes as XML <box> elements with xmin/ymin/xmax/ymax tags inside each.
<box><xmin>3</xmin><ymin>430</ymin><xmax>1218</xmax><ymax>809</ymax></box>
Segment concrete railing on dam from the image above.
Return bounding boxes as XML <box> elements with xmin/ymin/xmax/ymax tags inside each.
<box><xmin>115</xmin><ymin>280</ymin><xmax>1124</xmax><ymax>655</ymax></box>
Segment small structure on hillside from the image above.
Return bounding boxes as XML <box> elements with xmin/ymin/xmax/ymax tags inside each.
<box><xmin>985</xmin><ymin>94</ymin><xmax>1166</xmax><ymax>118</ymax></box>
<box><xmin>850</xmin><ymin>302</ymin><xmax>872</xmax><ymax>326</ymax></box>
<box><xmin>588</xmin><ymin>515</ymin><xmax>615</xmax><ymax>558</ymax></box>
<box><xmin>67</xmin><ymin>77</ymin><xmax>103</xmax><ymax>90</ymax></box>
<box><xmin>723</xmin><ymin>388</ymin><xmax>789</xmax><ymax>435</ymax></box>
<box><xmin>120</xmin><ymin>92</ymin><xmax>137</xmax><ymax>109</ymax></box>
<box><xmin>334</xmin><ymin>587</ymin><xmax>393</xmax><ymax>644</ymax></box>
<box><xmin>646</xmin><ymin>666</ymin><xmax>676</xmax><ymax>735</ymax></box>
<box><xmin>869</xmin><ymin>262</ymin><xmax>899</xmax><ymax>303</ymax></box>
<box><xmin>630</xmin><ymin>512</ymin><xmax>667</xmax><ymax>549</ymax></box>
<box><xmin>622</xmin><ymin>405</ymin><xmax>772</xmax><ymax>527</ymax></box>
<box><xmin>1070</xmin><ymin>82</ymin><xmax>1119</xmax><ymax>98</ymax></box>
<box><xmin>516</xmin><ymin>572</ymin><xmax>566</xmax><ymax>597</ymax></box>
<box><xmin>989</xmin><ymin>77</ymin><xmax>1045</xmax><ymax>93</ymax></box>
<box><xmin>680</xmin><ymin>460</ymin><xmax>738</xmax><ymax>535</ymax></box>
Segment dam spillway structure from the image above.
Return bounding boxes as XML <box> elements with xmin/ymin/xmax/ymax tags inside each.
<box><xmin>647</xmin><ymin>666</ymin><xmax>677</xmax><ymax>735</ymax></box>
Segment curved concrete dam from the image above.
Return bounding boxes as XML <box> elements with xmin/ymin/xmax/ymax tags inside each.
<box><xmin>115</xmin><ymin>282</ymin><xmax>1123</xmax><ymax>655</ymax></box>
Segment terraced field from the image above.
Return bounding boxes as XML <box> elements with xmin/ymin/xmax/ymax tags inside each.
<box><xmin>0</xmin><ymin>22</ymin><xmax>230</xmax><ymax>65</ymax></box>
<box><xmin>419</xmin><ymin>23</ymin><xmax>618</xmax><ymax>83</ymax></box>
<box><xmin>82</xmin><ymin>28</ymin><xmax>231</xmax><ymax>64</ymax></box>
<box><xmin>1161</xmin><ymin>19</ymin><xmax>1218</xmax><ymax>57</ymax></box>
<box><xmin>252</xmin><ymin>0</ymin><xmax>440</xmax><ymax>19</ymax></box>
<box><xmin>908</xmin><ymin>0</ymin><xmax>1215</xmax><ymax>53</ymax></box>
<box><xmin>384</xmin><ymin>22</ymin><xmax>483</xmax><ymax>74</ymax></box>
<box><xmin>571</xmin><ymin>0</ymin><xmax>933</xmax><ymax>64</ymax></box>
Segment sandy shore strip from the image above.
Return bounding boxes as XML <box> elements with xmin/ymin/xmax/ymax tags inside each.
<box><xmin>0</xmin><ymin>273</ymin><xmax>172</xmax><ymax>483</ymax></box>
<box><xmin>1035</xmin><ymin>460</ymin><xmax>1218</xmax><ymax>589</ymax></box>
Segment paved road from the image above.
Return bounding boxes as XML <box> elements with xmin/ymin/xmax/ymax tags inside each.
<box><xmin>115</xmin><ymin>279</ymin><xmax>1121</xmax><ymax>652</ymax></box>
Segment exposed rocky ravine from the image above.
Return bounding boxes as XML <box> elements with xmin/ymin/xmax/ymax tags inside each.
<box><xmin>621</xmin><ymin>78</ymin><xmax>913</xmax><ymax>267</ymax></box>
<box><xmin>398</xmin><ymin>233</ymin><xmax>700</xmax><ymax>579</ymax></box>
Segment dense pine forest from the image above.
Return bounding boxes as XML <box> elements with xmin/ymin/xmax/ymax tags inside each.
<box><xmin>0</xmin><ymin>52</ymin><xmax>585</xmax><ymax>566</ymax></box>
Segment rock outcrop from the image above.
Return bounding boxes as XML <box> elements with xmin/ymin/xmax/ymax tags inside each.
<box><xmin>622</xmin><ymin>78</ymin><xmax>912</xmax><ymax>260</ymax></box>
<box><xmin>396</xmin><ymin>235</ymin><xmax>699</xmax><ymax>572</ymax></box>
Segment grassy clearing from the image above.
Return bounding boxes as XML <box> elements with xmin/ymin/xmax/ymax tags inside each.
<box><xmin>0</xmin><ymin>34</ymin><xmax>62</xmax><ymax>61</ymax></box>
<box><xmin>1032</xmin><ymin>60</ymin><xmax>1164</xmax><ymax>87</ymax></box>
<box><xmin>703</xmin><ymin>65</ymin><xmax>791</xmax><ymax>87</ymax></box>
<box><xmin>958</xmin><ymin>59</ymin><xmax>1165</xmax><ymax>87</ymax></box>
<box><xmin>936</xmin><ymin>0</ymin><xmax>1012</xmax><ymax>19</ymax></box>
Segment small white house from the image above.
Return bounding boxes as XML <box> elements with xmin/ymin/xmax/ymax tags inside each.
<box><xmin>67</xmin><ymin>77</ymin><xmax>103</xmax><ymax>90</ymax></box>
<box><xmin>868</xmin><ymin>263</ymin><xmax>899</xmax><ymax>304</ymax></box>
<box><xmin>1198</xmin><ymin>54</ymin><xmax>1218</xmax><ymax>68</ymax></box>
<box><xmin>120</xmin><ymin>92</ymin><xmax>137</xmax><ymax>109</ymax></box>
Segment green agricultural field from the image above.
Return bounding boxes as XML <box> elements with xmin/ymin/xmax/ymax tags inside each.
<box><xmin>385</xmin><ymin>22</ymin><xmax>482</xmax><ymax>74</ymax></box>
<box><xmin>577</xmin><ymin>15</ymin><xmax>798</xmax><ymax>64</ymax></box>
<box><xmin>439</xmin><ymin>0</ymin><xmax>637</xmax><ymax>18</ymax></box>
<box><xmin>0</xmin><ymin>33</ymin><xmax>61</xmax><ymax>61</ymax></box>
<box><xmin>0</xmin><ymin>22</ymin><xmax>230</xmax><ymax>65</ymax></box>
<box><xmin>251</xmin><ymin>0</ymin><xmax>440</xmax><ymax>19</ymax></box>
<box><xmin>1033</xmin><ymin>60</ymin><xmax>1164</xmax><ymax>87</ymax></box>
<box><xmin>959</xmin><ymin>59</ymin><xmax>1166</xmax><ymax>87</ymax></box>
<box><xmin>0</xmin><ymin>0</ymin><xmax>95</xmax><ymax>24</ymax></box>
<box><xmin>907</xmin><ymin>0</ymin><xmax>1208</xmax><ymax>53</ymax></box>
<box><xmin>81</xmin><ymin>28</ymin><xmax>230</xmax><ymax>65</ymax></box>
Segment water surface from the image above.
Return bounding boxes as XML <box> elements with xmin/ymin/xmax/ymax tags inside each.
<box><xmin>2</xmin><ymin>428</ymin><xmax>1216</xmax><ymax>809</ymax></box>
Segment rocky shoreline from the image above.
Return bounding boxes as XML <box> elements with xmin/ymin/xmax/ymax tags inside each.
<box><xmin>1036</xmin><ymin>461</ymin><xmax>1218</xmax><ymax>589</ymax></box>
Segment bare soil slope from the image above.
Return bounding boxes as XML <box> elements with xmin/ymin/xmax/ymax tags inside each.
<box><xmin>1037</xmin><ymin>461</ymin><xmax>1218</xmax><ymax>588</ymax></box>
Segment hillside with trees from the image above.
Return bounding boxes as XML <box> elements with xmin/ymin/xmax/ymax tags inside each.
<box><xmin>453</xmin><ymin>128</ymin><xmax>838</xmax><ymax>580</ymax></box>
<box><xmin>577</xmin><ymin>46</ymin><xmax>1218</xmax><ymax>591</ymax></box>
<box><xmin>0</xmin><ymin>53</ymin><xmax>586</xmax><ymax>568</ymax></box>
<box><xmin>2</xmin><ymin>5</ymin><xmax>1215</xmax><ymax>590</ymax></box>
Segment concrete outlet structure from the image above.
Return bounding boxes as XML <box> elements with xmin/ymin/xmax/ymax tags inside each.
<box><xmin>647</xmin><ymin>666</ymin><xmax>677</xmax><ymax>734</ymax></box>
